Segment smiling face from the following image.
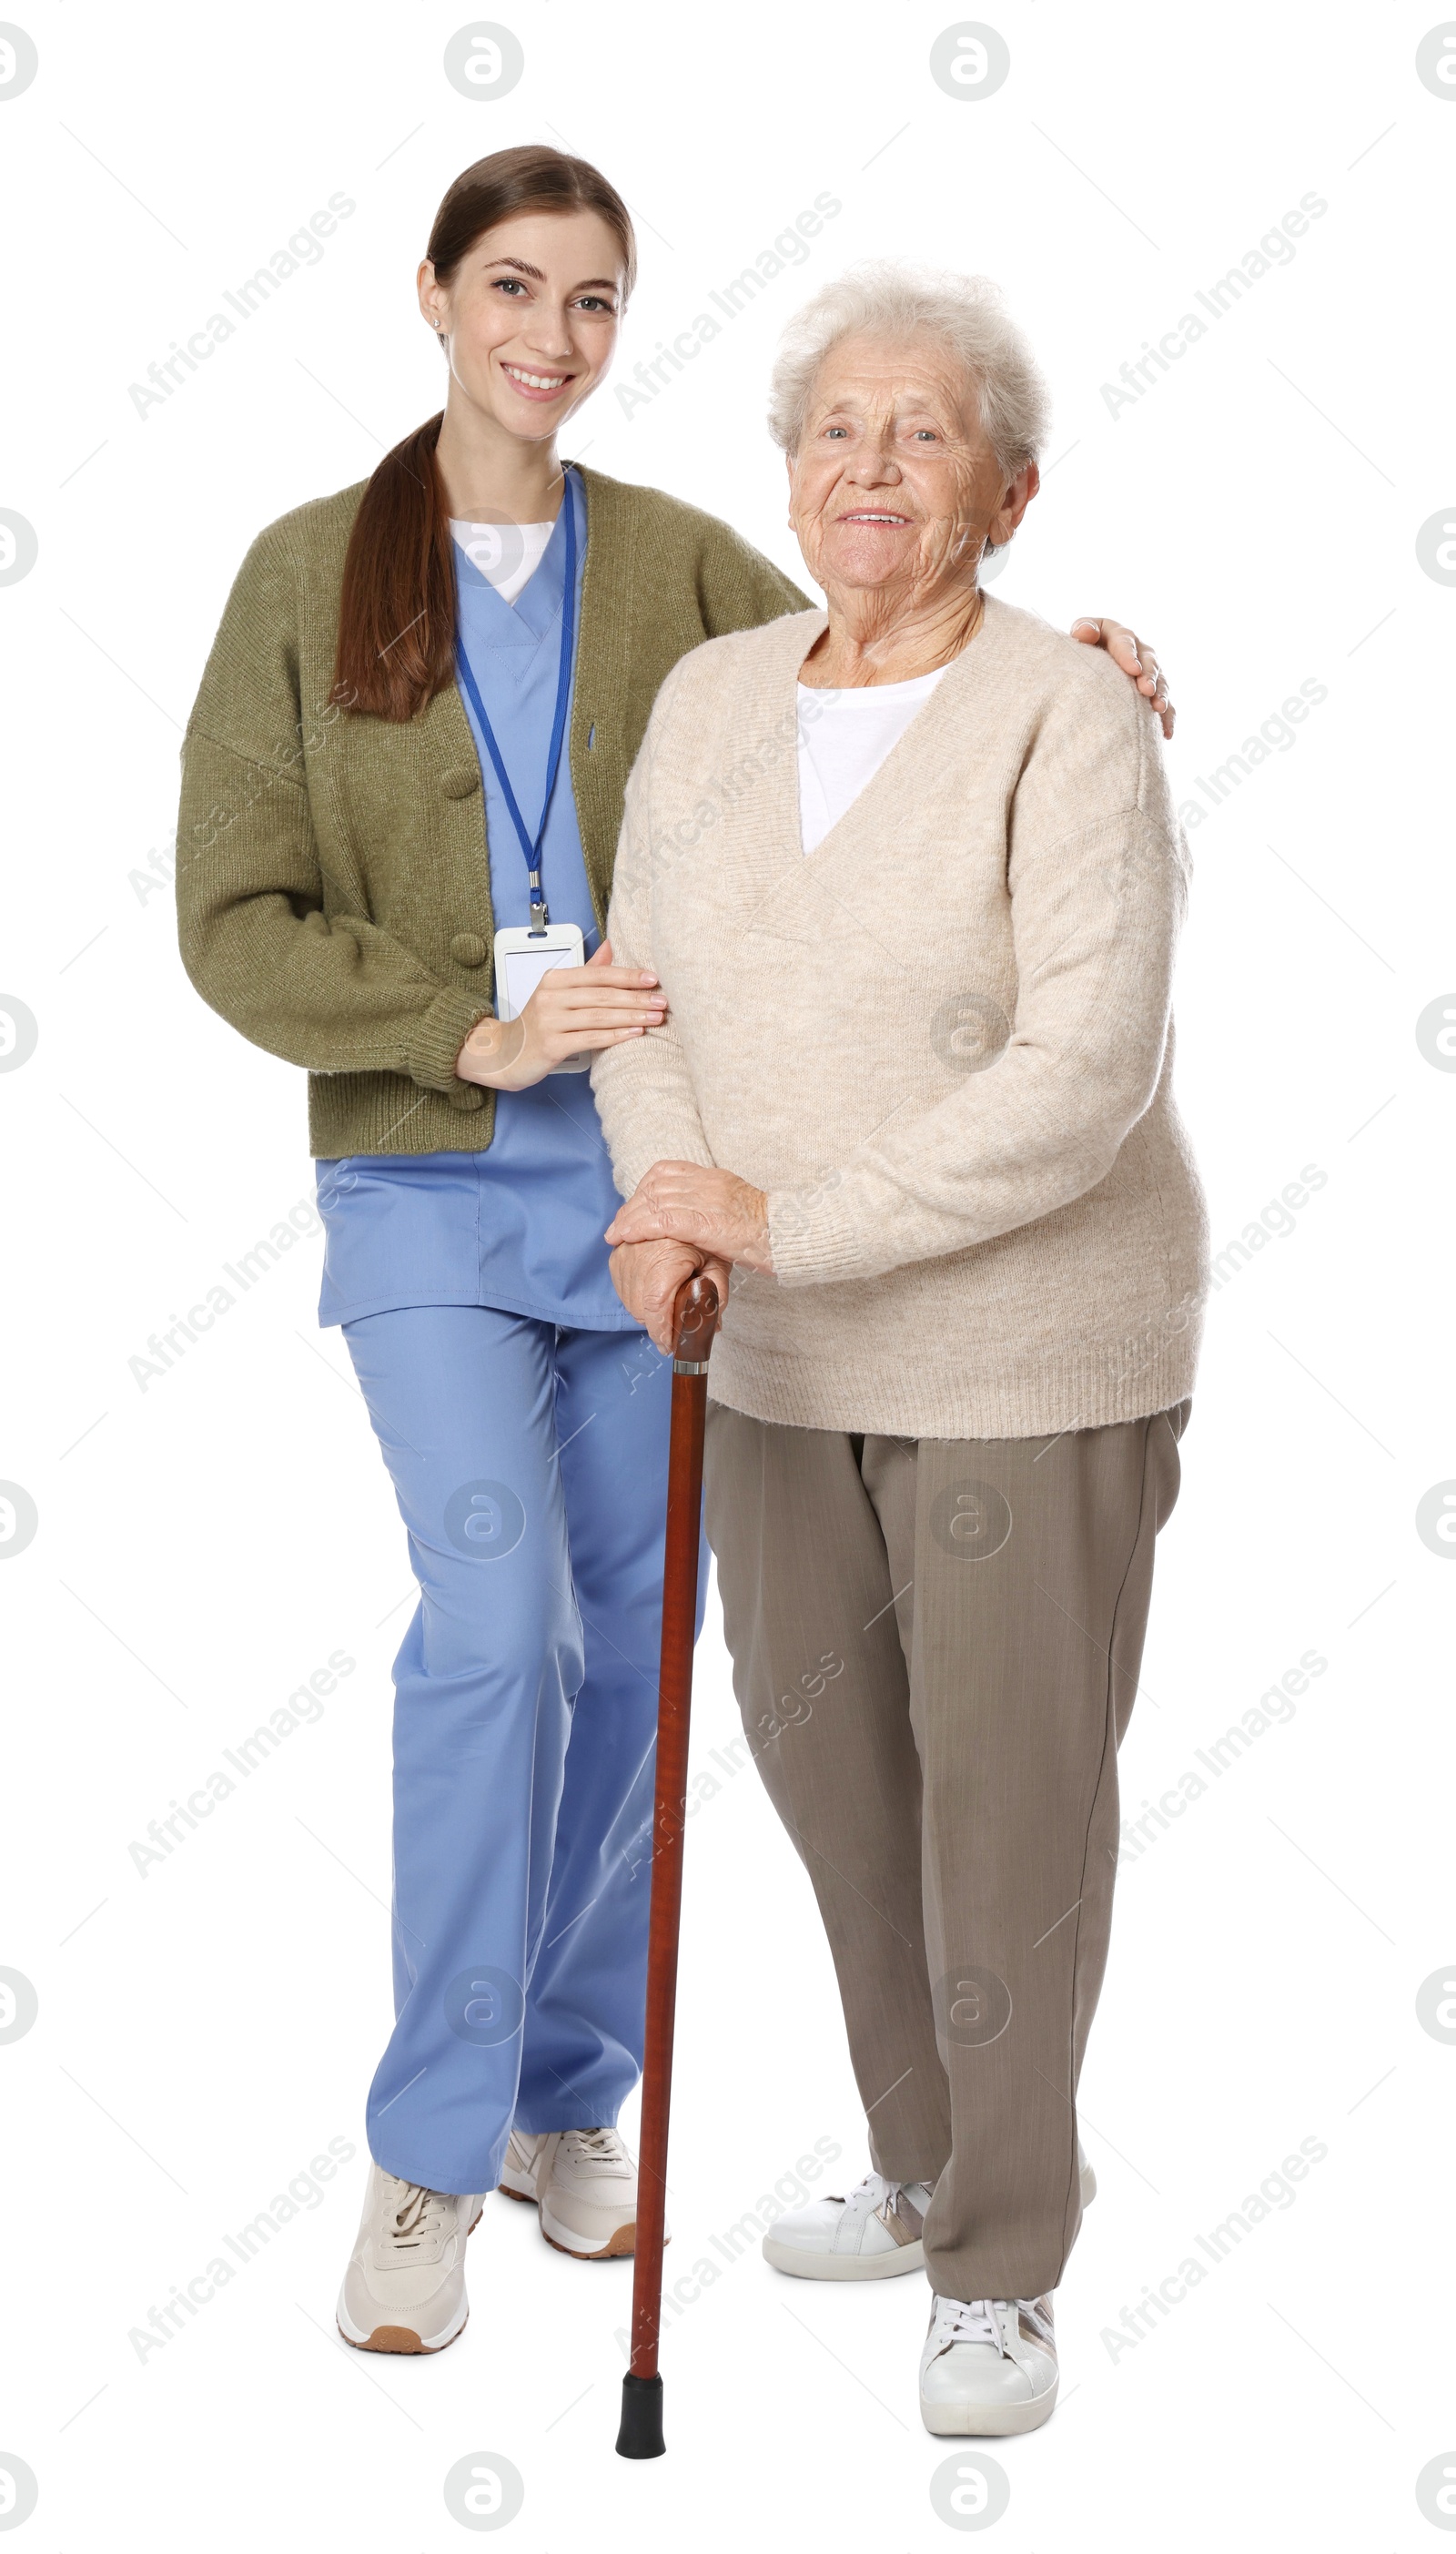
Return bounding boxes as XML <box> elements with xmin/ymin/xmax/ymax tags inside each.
<box><xmin>787</xmin><ymin>329</ymin><xmax>1037</xmax><ymax>611</ymax></box>
<box><xmin>418</xmin><ymin>207</ymin><xmax>624</xmax><ymax>446</ymax></box>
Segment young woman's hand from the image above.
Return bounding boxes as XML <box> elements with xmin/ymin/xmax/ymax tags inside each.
<box><xmin>1070</xmin><ymin>618</ymin><xmax>1175</xmax><ymax>737</ymax></box>
<box><xmin>455</xmin><ymin>939</ymin><xmax>666</xmax><ymax>1092</ymax></box>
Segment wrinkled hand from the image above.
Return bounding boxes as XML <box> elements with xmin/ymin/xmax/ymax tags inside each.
<box><xmin>606</xmin><ymin>1161</ymin><xmax>774</xmax><ymax>1273</ymax></box>
<box><xmin>609</xmin><ymin>1238</ymin><xmax>732</xmax><ymax>1354</ymax></box>
<box><xmin>1070</xmin><ymin>617</ymin><xmax>1175</xmax><ymax>738</ymax></box>
<box><xmin>455</xmin><ymin>939</ymin><xmax>666</xmax><ymax>1092</ymax></box>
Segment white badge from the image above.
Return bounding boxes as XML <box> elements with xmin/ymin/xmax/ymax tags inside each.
<box><xmin>491</xmin><ymin>924</ymin><xmax>590</xmax><ymax>1074</ymax></box>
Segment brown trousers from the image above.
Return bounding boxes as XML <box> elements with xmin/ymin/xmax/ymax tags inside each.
<box><xmin>703</xmin><ymin>1401</ymin><xmax>1188</xmax><ymax>2302</ymax></box>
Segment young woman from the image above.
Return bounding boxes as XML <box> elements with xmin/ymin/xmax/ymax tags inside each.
<box><xmin>175</xmin><ymin>144</ymin><xmax>1174</xmax><ymax>2357</ymax></box>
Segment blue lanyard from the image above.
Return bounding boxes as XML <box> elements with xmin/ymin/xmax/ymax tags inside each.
<box><xmin>454</xmin><ymin>471</ymin><xmax>578</xmax><ymax>934</ymax></box>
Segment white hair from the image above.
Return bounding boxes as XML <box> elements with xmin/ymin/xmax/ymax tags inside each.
<box><xmin>766</xmin><ymin>260</ymin><xmax>1050</xmax><ymax>477</ymax></box>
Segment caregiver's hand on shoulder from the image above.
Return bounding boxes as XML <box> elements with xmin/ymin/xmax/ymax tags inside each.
<box><xmin>606</xmin><ymin>1161</ymin><xmax>774</xmax><ymax>1274</ymax></box>
<box><xmin>1070</xmin><ymin>618</ymin><xmax>1176</xmax><ymax>738</ymax></box>
<box><xmin>609</xmin><ymin>1238</ymin><xmax>733</xmax><ymax>1354</ymax></box>
<box><xmin>455</xmin><ymin>940</ymin><xmax>666</xmax><ymax>1092</ymax></box>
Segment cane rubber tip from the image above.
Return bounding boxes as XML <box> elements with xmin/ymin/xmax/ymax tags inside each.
<box><xmin>615</xmin><ymin>2372</ymin><xmax>665</xmax><ymax>2458</ymax></box>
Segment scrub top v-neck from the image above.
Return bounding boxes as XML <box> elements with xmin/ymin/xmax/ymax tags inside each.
<box><xmin>315</xmin><ymin>471</ymin><xmax>637</xmax><ymax>1333</ymax></box>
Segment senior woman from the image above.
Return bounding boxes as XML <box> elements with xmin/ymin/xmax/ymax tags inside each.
<box><xmin>593</xmin><ymin>263</ymin><xmax>1208</xmax><ymax>2438</ymax></box>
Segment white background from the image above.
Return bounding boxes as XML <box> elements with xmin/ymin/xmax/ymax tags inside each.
<box><xmin>2</xmin><ymin>2</ymin><xmax>1453</xmax><ymax>2546</ymax></box>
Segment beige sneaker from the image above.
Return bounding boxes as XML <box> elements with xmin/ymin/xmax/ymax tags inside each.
<box><xmin>499</xmin><ymin>2125</ymin><xmax>661</xmax><ymax>2259</ymax></box>
<box><xmin>336</xmin><ymin>2164</ymin><xmax>485</xmax><ymax>2354</ymax></box>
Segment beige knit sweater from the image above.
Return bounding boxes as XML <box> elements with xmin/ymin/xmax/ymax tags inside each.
<box><xmin>592</xmin><ymin>598</ymin><xmax>1209</xmax><ymax>1439</ymax></box>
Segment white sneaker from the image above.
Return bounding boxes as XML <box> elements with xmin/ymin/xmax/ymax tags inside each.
<box><xmin>919</xmin><ymin>2294</ymin><xmax>1059</xmax><ymax>2436</ymax></box>
<box><xmin>336</xmin><ymin>2164</ymin><xmax>485</xmax><ymax>2354</ymax></box>
<box><xmin>499</xmin><ymin>2126</ymin><xmax>659</xmax><ymax>2259</ymax></box>
<box><xmin>763</xmin><ymin>2174</ymin><xmax>935</xmax><ymax>2280</ymax></box>
<box><xmin>763</xmin><ymin>2146</ymin><xmax>1095</xmax><ymax>2283</ymax></box>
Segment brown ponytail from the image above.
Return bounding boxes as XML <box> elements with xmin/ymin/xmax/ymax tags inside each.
<box><xmin>331</xmin><ymin>147</ymin><xmax>635</xmax><ymax>723</ymax></box>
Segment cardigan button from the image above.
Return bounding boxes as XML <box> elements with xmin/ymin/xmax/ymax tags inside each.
<box><xmin>441</xmin><ymin>765</ymin><xmax>480</xmax><ymax>798</ymax></box>
<box><xmin>446</xmin><ymin>1082</ymin><xmax>485</xmax><ymax>1111</ymax></box>
<box><xmin>450</xmin><ymin>932</ymin><xmax>488</xmax><ymax>967</ymax></box>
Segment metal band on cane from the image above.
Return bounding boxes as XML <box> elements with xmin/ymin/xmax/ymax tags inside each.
<box><xmin>670</xmin><ymin>1279</ymin><xmax>719</xmax><ymax>1377</ymax></box>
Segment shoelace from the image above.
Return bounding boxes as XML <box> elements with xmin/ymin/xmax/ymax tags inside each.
<box><xmin>932</xmin><ymin>2297</ymin><xmax>1005</xmax><ymax>2352</ymax></box>
<box><xmin>930</xmin><ymin>2296</ymin><xmax>1053</xmax><ymax>2356</ymax></box>
<box><xmin>560</xmin><ymin>2126</ymin><xmax>631</xmax><ymax>2173</ymax></box>
<box><xmin>834</xmin><ymin>2172</ymin><xmax>919</xmax><ymax>2217</ymax></box>
<box><xmin>383</xmin><ymin>2179</ymin><xmax>447</xmax><ymax>2250</ymax></box>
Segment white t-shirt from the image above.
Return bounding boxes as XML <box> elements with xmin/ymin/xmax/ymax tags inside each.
<box><xmin>450</xmin><ymin>518</ymin><xmax>554</xmax><ymax>606</ymax></box>
<box><xmin>795</xmin><ymin>665</ymin><xmax>950</xmax><ymax>856</ymax></box>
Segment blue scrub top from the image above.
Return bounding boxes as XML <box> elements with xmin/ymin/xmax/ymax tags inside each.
<box><xmin>316</xmin><ymin>470</ymin><xmax>636</xmax><ymax>1332</ymax></box>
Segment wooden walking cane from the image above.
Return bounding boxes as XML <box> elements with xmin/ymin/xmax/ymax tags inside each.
<box><xmin>615</xmin><ymin>1272</ymin><xmax>723</xmax><ymax>2460</ymax></box>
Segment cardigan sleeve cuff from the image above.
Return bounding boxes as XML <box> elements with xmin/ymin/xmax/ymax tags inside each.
<box><xmin>766</xmin><ymin>1176</ymin><xmax>874</xmax><ymax>1288</ymax></box>
<box><xmin>405</xmin><ymin>987</ymin><xmax>495</xmax><ymax>1094</ymax></box>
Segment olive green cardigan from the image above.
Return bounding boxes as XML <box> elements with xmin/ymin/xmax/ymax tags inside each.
<box><xmin>176</xmin><ymin>465</ymin><xmax>806</xmax><ymax>1158</ymax></box>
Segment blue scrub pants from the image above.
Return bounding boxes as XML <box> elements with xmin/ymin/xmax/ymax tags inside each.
<box><xmin>341</xmin><ymin>1303</ymin><xmax>695</xmax><ymax>2198</ymax></box>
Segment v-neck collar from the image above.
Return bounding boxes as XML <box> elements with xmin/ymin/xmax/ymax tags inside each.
<box><xmin>453</xmin><ymin>469</ymin><xmax>584</xmax><ymax>646</ymax></box>
<box><xmin>738</xmin><ymin>601</ymin><xmax>1005</xmax><ymax>906</ymax></box>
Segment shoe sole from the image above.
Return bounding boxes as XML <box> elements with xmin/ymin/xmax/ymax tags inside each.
<box><xmin>543</xmin><ymin>2217</ymin><xmax>639</xmax><ymax>2259</ymax></box>
<box><xmin>763</xmin><ymin>2163</ymin><xmax>1096</xmax><ymax>2284</ymax></box>
<box><xmin>334</xmin><ymin>2205</ymin><xmax>482</xmax><ymax>2355</ymax></box>
<box><xmin>763</xmin><ymin>2234</ymin><xmax>925</xmax><ymax>2280</ymax></box>
<box><xmin>921</xmin><ymin>2377</ymin><xmax>1058</xmax><ymax>2437</ymax></box>
<box><xmin>337</xmin><ymin>2314</ymin><xmax>470</xmax><ymax>2356</ymax></box>
<box><xmin>497</xmin><ymin>2176</ymin><xmax>651</xmax><ymax>2260</ymax></box>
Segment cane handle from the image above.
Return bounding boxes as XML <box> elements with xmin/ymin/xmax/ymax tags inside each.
<box><xmin>670</xmin><ymin>1273</ymin><xmax>722</xmax><ymax>1366</ymax></box>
